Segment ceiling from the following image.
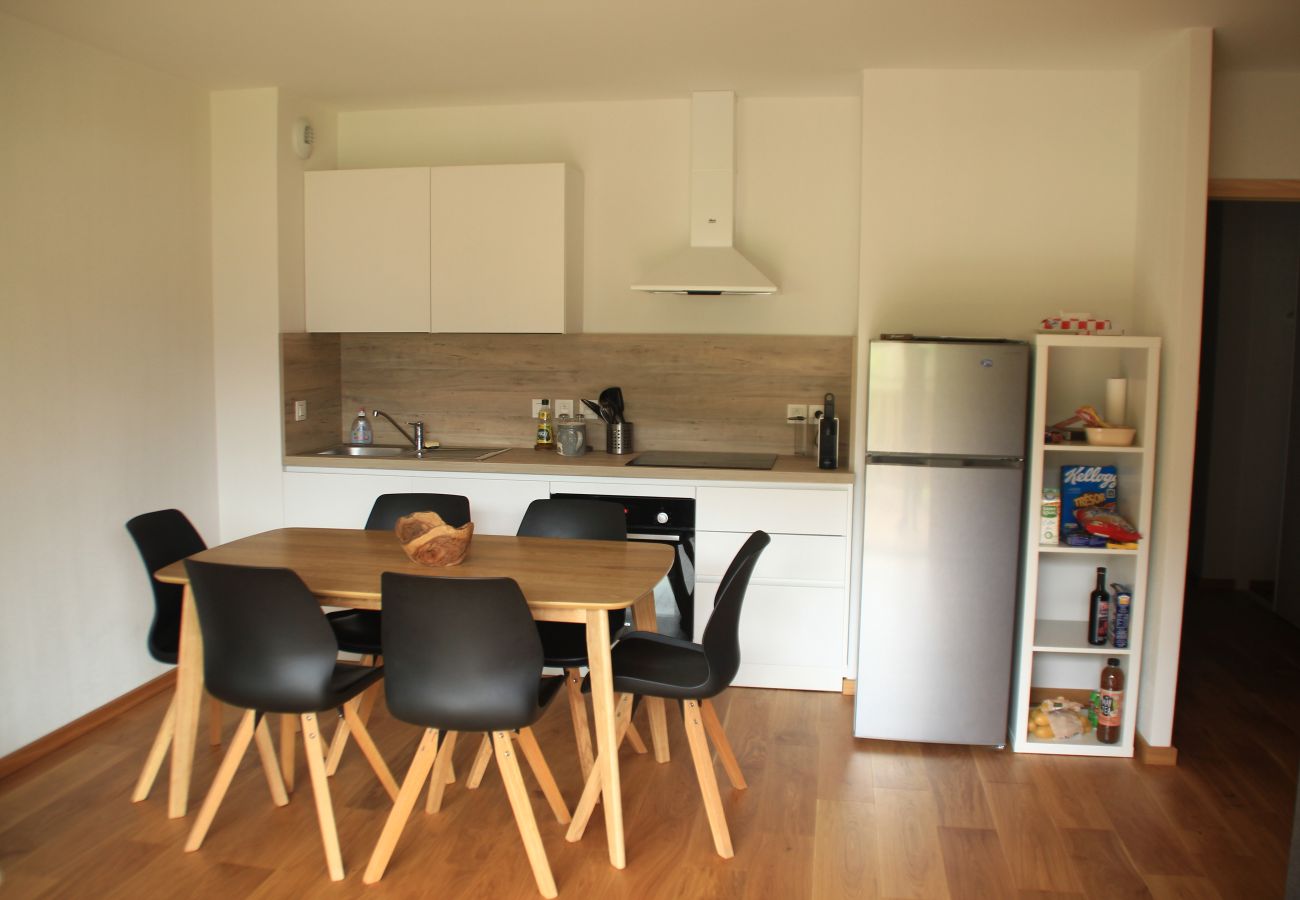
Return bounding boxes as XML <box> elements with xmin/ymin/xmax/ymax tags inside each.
<box><xmin>3</xmin><ymin>0</ymin><xmax>1298</xmax><ymax>110</ymax></box>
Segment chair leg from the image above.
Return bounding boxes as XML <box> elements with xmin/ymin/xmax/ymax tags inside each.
<box><xmin>184</xmin><ymin>709</ymin><xmax>257</xmax><ymax>852</ymax></box>
<box><xmin>699</xmin><ymin>698</ymin><xmax>747</xmax><ymax>790</ymax></box>
<box><xmin>466</xmin><ymin>733</ymin><xmax>493</xmax><ymax>789</ymax></box>
<box><xmin>563</xmin><ymin>667</ymin><xmax>595</xmax><ymax>782</ymax></box>
<box><xmin>425</xmin><ymin>730</ymin><xmax>458</xmax><ymax>814</ymax></box>
<box><xmin>207</xmin><ymin>695</ymin><xmax>223</xmax><ymax>746</ymax></box>
<box><xmin>493</xmin><ymin>730</ymin><xmax>558</xmax><ymax>899</ymax></box>
<box><xmin>325</xmin><ymin>659</ymin><xmax>382</xmax><ymax>775</ymax></box>
<box><xmin>565</xmin><ymin>692</ymin><xmax>633</xmax><ymax>843</ymax></box>
<box><xmin>682</xmin><ymin>699</ymin><xmax>733</xmax><ymax>858</ymax></box>
<box><xmin>341</xmin><ymin>699</ymin><xmax>399</xmax><ymax>801</ymax></box>
<box><xmin>132</xmin><ymin>694</ymin><xmax>176</xmax><ymax>802</ymax></box>
<box><xmin>626</xmin><ymin>722</ymin><xmax>649</xmax><ymax>755</ymax></box>
<box><xmin>364</xmin><ymin>728</ymin><xmax>440</xmax><ymax>885</ymax></box>
<box><xmin>301</xmin><ymin>711</ymin><xmax>345</xmax><ymax>881</ymax></box>
<box><xmin>279</xmin><ymin>714</ymin><xmax>296</xmax><ymax>793</ymax></box>
<box><xmin>516</xmin><ymin>726</ymin><xmax>571</xmax><ymax>824</ymax></box>
<box><xmin>253</xmin><ymin>716</ymin><xmax>289</xmax><ymax>807</ymax></box>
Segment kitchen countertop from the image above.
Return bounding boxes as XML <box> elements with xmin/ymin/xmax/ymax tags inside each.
<box><xmin>283</xmin><ymin>447</ymin><xmax>854</xmax><ymax>484</ymax></box>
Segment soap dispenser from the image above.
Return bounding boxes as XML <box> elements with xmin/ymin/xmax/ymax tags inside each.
<box><xmin>350</xmin><ymin>408</ymin><xmax>373</xmax><ymax>445</ymax></box>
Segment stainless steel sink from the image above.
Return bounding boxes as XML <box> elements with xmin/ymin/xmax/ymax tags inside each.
<box><xmin>313</xmin><ymin>445</ymin><xmax>509</xmax><ymax>461</ymax></box>
<box><xmin>315</xmin><ymin>445</ymin><xmax>409</xmax><ymax>458</ymax></box>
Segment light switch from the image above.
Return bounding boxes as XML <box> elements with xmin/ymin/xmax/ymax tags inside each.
<box><xmin>293</xmin><ymin>400</ymin><xmax>308</xmax><ymax>422</ymax></box>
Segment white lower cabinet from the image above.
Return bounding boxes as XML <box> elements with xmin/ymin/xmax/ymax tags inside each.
<box><xmin>695</xmin><ymin>485</ymin><xmax>852</xmax><ymax>692</ymax></box>
<box><xmin>283</xmin><ymin>471</ymin><xmax>548</xmax><ymax>535</ymax></box>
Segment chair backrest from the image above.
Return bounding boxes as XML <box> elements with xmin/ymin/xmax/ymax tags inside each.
<box><xmin>184</xmin><ymin>559</ymin><xmax>341</xmax><ymax>713</ymax></box>
<box><xmin>125</xmin><ymin>509</ymin><xmax>208</xmax><ymax>665</ymax></box>
<box><xmin>700</xmin><ymin>531</ymin><xmax>771</xmax><ymax>694</ymax></box>
<box><xmin>381</xmin><ymin>573</ymin><xmax>546</xmax><ymax>732</ymax></box>
<box><xmin>365</xmin><ymin>493</ymin><xmax>471</xmax><ymax>531</ymax></box>
<box><xmin>516</xmin><ymin>497</ymin><xmax>626</xmax><ymax>541</ymax></box>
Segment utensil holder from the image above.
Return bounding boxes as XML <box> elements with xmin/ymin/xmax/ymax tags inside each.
<box><xmin>606</xmin><ymin>422</ymin><xmax>633</xmax><ymax>455</ymax></box>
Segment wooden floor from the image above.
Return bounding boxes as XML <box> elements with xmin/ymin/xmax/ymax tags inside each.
<box><xmin>2</xmin><ymin>587</ymin><xmax>1296</xmax><ymax>899</ymax></box>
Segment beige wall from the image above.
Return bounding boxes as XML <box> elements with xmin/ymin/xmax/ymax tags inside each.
<box><xmin>1210</xmin><ymin>71</ymin><xmax>1300</xmax><ymax>179</ymax></box>
<box><xmin>1131</xmin><ymin>28</ymin><xmax>1213</xmax><ymax>748</ymax></box>
<box><xmin>857</xmin><ymin>69</ymin><xmax>1140</xmax><ymax>346</ymax></box>
<box><xmin>336</xmin><ymin>97</ymin><xmax>862</xmax><ymax>336</ymax></box>
<box><xmin>0</xmin><ymin>13</ymin><xmax>215</xmax><ymax>755</ymax></box>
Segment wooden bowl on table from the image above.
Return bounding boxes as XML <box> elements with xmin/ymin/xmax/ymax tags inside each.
<box><xmin>395</xmin><ymin>512</ymin><xmax>474</xmax><ymax>567</ymax></box>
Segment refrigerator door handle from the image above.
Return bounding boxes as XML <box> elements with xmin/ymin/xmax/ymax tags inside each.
<box><xmin>866</xmin><ymin>453</ymin><xmax>1024</xmax><ymax>469</ymax></box>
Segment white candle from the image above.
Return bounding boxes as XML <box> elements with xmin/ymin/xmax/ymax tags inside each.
<box><xmin>1105</xmin><ymin>378</ymin><xmax>1127</xmax><ymax>427</ymax></box>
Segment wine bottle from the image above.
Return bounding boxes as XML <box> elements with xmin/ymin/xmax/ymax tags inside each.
<box><xmin>1087</xmin><ymin>567</ymin><xmax>1109</xmax><ymax>646</ymax></box>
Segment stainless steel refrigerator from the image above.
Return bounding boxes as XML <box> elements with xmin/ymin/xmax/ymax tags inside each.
<box><xmin>853</xmin><ymin>337</ymin><xmax>1029</xmax><ymax>746</ymax></box>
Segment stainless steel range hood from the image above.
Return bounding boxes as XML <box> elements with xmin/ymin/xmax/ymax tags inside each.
<box><xmin>632</xmin><ymin>92</ymin><xmax>777</xmax><ymax>296</ymax></box>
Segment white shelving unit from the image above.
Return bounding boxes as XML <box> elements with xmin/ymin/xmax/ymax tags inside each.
<box><xmin>1010</xmin><ymin>334</ymin><xmax>1160</xmax><ymax>757</ymax></box>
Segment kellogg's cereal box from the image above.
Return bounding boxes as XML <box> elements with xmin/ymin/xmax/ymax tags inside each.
<box><xmin>1060</xmin><ymin>465</ymin><xmax>1117</xmax><ymax>536</ymax></box>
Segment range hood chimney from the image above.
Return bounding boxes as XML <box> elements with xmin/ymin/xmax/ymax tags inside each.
<box><xmin>632</xmin><ymin>91</ymin><xmax>777</xmax><ymax>295</ymax></box>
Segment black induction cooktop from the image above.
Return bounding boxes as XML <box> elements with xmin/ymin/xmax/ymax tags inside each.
<box><xmin>627</xmin><ymin>450</ymin><xmax>777</xmax><ymax>470</ymax></box>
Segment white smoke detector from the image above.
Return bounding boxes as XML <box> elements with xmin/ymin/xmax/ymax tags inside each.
<box><xmin>292</xmin><ymin>117</ymin><xmax>315</xmax><ymax>160</ymax></box>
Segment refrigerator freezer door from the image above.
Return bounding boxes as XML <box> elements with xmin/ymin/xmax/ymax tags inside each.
<box><xmin>867</xmin><ymin>341</ymin><xmax>1029</xmax><ymax>458</ymax></box>
<box><xmin>854</xmin><ymin>461</ymin><xmax>1023</xmax><ymax>745</ymax></box>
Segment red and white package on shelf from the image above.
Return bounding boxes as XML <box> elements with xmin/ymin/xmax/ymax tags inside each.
<box><xmin>1039</xmin><ymin>312</ymin><xmax>1113</xmax><ymax>334</ymax></box>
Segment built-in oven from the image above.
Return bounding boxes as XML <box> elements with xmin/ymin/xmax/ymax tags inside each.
<box><xmin>549</xmin><ymin>491</ymin><xmax>695</xmax><ymax>639</ymax></box>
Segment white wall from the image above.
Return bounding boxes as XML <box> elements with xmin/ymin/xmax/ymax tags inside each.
<box><xmin>857</xmin><ymin>69</ymin><xmax>1140</xmax><ymax>345</ymax></box>
<box><xmin>1210</xmin><ymin>71</ymin><xmax>1300</xmax><ymax>179</ymax></box>
<box><xmin>849</xmin><ymin>69</ymin><xmax>1140</xmax><ymax>677</ymax></box>
<box><xmin>1131</xmin><ymin>28</ymin><xmax>1213</xmax><ymax>747</ymax></box>
<box><xmin>0</xmin><ymin>13</ymin><xmax>215</xmax><ymax>755</ymax></box>
<box><xmin>211</xmin><ymin>89</ymin><xmax>337</xmax><ymax>542</ymax></box>
<box><xmin>337</xmin><ymin>97</ymin><xmax>861</xmax><ymax>336</ymax></box>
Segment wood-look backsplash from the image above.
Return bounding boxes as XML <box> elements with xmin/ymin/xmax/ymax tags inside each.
<box><xmin>283</xmin><ymin>333</ymin><xmax>852</xmax><ymax>457</ymax></box>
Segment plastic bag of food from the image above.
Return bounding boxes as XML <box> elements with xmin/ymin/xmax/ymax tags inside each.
<box><xmin>1075</xmin><ymin>507</ymin><xmax>1142</xmax><ymax>542</ymax></box>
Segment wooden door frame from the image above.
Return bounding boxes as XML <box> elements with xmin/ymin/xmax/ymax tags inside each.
<box><xmin>1208</xmin><ymin>178</ymin><xmax>1300</xmax><ymax>201</ymax></box>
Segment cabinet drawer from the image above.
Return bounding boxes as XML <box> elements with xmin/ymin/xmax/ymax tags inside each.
<box><xmin>697</xmin><ymin>486</ymin><xmax>849</xmax><ymax>535</ymax></box>
<box><xmin>283</xmin><ymin>472</ymin><xmax>416</xmax><ymax>528</ymax></box>
<box><xmin>696</xmin><ymin>531</ymin><xmax>845</xmax><ymax>584</ymax></box>
<box><xmin>694</xmin><ymin>581</ymin><xmax>847</xmax><ymax>676</ymax></box>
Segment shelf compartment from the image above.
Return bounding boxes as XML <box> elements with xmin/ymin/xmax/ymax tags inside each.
<box><xmin>1033</xmin><ymin>619</ymin><xmax>1134</xmax><ymax>653</ymax></box>
<box><xmin>1044</xmin><ymin>444</ymin><xmax>1145</xmax><ymax>454</ymax></box>
<box><xmin>1014</xmin><ymin>684</ymin><xmax>1133</xmax><ymax>757</ymax></box>
<box><xmin>1039</xmin><ymin>545</ymin><xmax>1139</xmax><ymax>556</ymax></box>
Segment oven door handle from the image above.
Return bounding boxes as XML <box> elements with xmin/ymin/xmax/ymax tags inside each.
<box><xmin>627</xmin><ymin>532</ymin><xmax>682</xmax><ymax>543</ymax></box>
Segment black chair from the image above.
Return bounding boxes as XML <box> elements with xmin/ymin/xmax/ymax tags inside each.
<box><xmin>323</xmin><ymin>492</ymin><xmax>472</xmax><ymax>775</ymax></box>
<box><xmin>326</xmin><ymin>492</ymin><xmax>472</xmax><ymax>656</ymax></box>
<box><xmin>364</xmin><ymin>574</ymin><xmax>567</xmax><ymax>897</ymax></box>
<box><xmin>181</xmin><ymin>560</ymin><xmax>399</xmax><ymax>882</ymax></box>
<box><xmin>125</xmin><ymin>509</ymin><xmax>221</xmax><ymax>802</ymax></box>
<box><xmin>566</xmin><ymin>530</ymin><xmax>770</xmax><ymax>859</ymax></box>
<box><xmin>514</xmin><ymin>497</ymin><xmax>642</xmax><ymax>778</ymax></box>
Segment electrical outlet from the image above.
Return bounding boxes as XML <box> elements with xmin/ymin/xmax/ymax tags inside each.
<box><xmin>293</xmin><ymin>400</ymin><xmax>308</xmax><ymax>422</ymax></box>
<box><xmin>809</xmin><ymin>404</ymin><xmax>824</xmax><ymax>421</ymax></box>
<box><xmin>786</xmin><ymin>403</ymin><xmax>808</xmax><ymax>422</ymax></box>
<box><xmin>531</xmin><ymin>398</ymin><xmax>545</xmax><ymax>418</ymax></box>
<box><xmin>555</xmin><ymin>399</ymin><xmax>575</xmax><ymax>417</ymax></box>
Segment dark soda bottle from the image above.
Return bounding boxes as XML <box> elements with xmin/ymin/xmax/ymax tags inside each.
<box><xmin>1087</xmin><ymin>567</ymin><xmax>1109</xmax><ymax>646</ymax></box>
<box><xmin>1097</xmin><ymin>658</ymin><xmax>1124</xmax><ymax>744</ymax></box>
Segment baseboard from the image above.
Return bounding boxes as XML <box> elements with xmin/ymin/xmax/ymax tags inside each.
<box><xmin>1136</xmin><ymin>732</ymin><xmax>1179</xmax><ymax>766</ymax></box>
<box><xmin>841</xmin><ymin>678</ymin><xmax>857</xmax><ymax>696</ymax></box>
<box><xmin>0</xmin><ymin>671</ymin><xmax>175</xmax><ymax>782</ymax></box>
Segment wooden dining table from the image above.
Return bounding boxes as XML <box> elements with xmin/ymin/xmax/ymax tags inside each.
<box><xmin>155</xmin><ymin>526</ymin><xmax>675</xmax><ymax>870</ymax></box>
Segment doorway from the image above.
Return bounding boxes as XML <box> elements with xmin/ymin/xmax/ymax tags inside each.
<box><xmin>1189</xmin><ymin>197</ymin><xmax>1300</xmax><ymax>625</ymax></box>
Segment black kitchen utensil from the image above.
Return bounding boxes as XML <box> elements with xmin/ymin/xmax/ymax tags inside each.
<box><xmin>599</xmin><ymin>387</ymin><xmax>625</xmax><ymax>424</ymax></box>
<box><xmin>581</xmin><ymin>398</ymin><xmax>609</xmax><ymax>422</ymax></box>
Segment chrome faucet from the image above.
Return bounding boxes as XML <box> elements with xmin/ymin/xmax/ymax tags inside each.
<box><xmin>370</xmin><ymin>409</ymin><xmax>426</xmax><ymax>452</ymax></box>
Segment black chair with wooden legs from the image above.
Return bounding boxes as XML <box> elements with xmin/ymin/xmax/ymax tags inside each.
<box><xmin>182</xmin><ymin>560</ymin><xmax>399</xmax><ymax>882</ymax></box>
<box><xmin>124</xmin><ymin>509</ymin><xmax>223</xmax><ymax>803</ymax></box>
<box><xmin>566</xmin><ymin>530</ymin><xmax>770</xmax><ymax>859</ymax></box>
<box><xmin>365</xmin><ymin>573</ymin><xmax>568</xmax><ymax>898</ymax></box>
<box><xmin>323</xmin><ymin>492</ymin><xmax>472</xmax><ymax>776</ymax></box>
<box><xmin>511</xmin><ymin>497</ymin><xmax>649</xmax><ymax>780</ymax></box>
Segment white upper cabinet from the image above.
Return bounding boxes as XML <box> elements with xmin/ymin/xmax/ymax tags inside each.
<box><xmin>305</xmin><ymin>163</ymin><xmax>582</xmax><ymax>334</ymax></box>
<box><xmin>305</xmin><ymin>167</ymin><xmax>433</xmax><ymax>332</ymax></box>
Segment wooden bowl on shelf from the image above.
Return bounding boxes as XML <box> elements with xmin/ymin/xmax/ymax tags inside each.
<box><xmin>1084</xmin><ymin>426</ymin><xmax>1136</xmax><ymax>447</ymax></box>
<box><xmin>395</xmin><ymin>512</ymin><xmax>474</xmax><ymax>567</ymax></box>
